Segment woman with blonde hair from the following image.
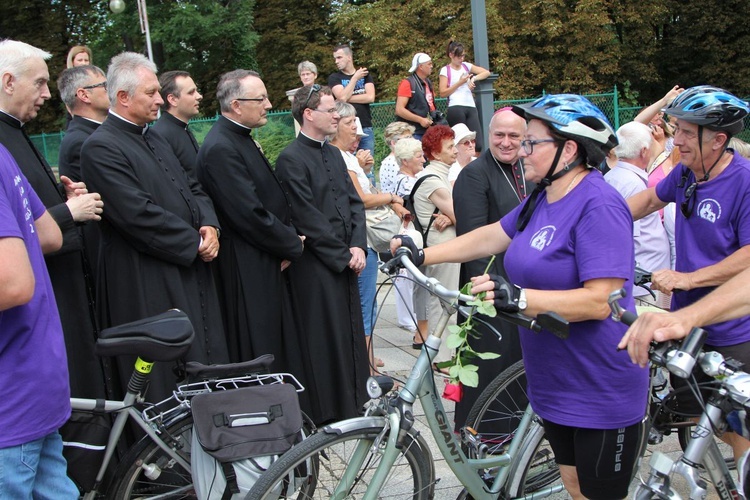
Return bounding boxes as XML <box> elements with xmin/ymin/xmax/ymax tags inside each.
<box><xmin>66</xmin><ymin>45</ymin><xmax>92</xmax><ymax>68</ymax></box>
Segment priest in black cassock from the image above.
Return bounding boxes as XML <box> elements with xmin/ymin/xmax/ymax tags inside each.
<box><xmin>80</xmin><ymin>52</ymin><xmax>228</xmax><ymax>403</ymax></box>
<box><xmin>151</xmin><ymin>70</ymin><xmax>202</xmax><ymax>178</ymax></box>
<box><xmin>452</xmin><ymin>108</ymin><xmax>532</xmax><ymax>430</ymax></box>
<box><xmin>197</xmin><ymin>70</ymin><xmax>305</xmax><ymax>391</ymax></box>
<box><xmin>0</xmin><ymin>40</ymin><xmax>108</xmax><ymax>400</ymax></box>
<box><xmin>57</xmin><ymin>65</ymin><xmax>110</xmax><ymax>290</ymax></box>
<box><xmin>275</xmin><ymin>85</ymin><xmax>370</xmax><ymax>425</ymax></box>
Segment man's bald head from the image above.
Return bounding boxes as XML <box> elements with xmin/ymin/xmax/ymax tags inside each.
<box><xmin>489</xmin><ymin>108</ymin><xmax>526</xmax><ymax>164</ymax></box>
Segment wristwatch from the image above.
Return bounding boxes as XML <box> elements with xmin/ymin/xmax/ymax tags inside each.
<box><xmin>515</xmin><ymin>285</ymin><xmax>528</xmax><ymax>311</ymax></box>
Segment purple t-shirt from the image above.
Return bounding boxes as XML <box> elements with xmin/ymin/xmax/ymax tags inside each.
<box><xmin>0</xmin><ymin>144</ymin><xmax>70</xmax><ymax>448</ymax></box>
<box><xmin>501</xmin><ymin>170</ymin><xmax>648</xmax><ymax>429</ymax></box>
<box><xmin>656</xmin><ymin>152</ymin><xmax>750</xmax><ymax>346</ymax></box>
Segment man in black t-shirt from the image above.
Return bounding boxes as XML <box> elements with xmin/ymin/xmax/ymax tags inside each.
<box><xmin>328</xmin><ymin>44</ymin><xmax>376</xmax><ymax>153</ymax></box>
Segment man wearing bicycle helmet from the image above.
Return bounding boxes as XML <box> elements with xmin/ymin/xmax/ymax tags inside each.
<box><xmin>628</xmin><ymin>85</ymin><xmax>750</xmax><ymax>460</ymax></box>
<box><xmin>393</xmin><ymin>94</ymin><xmax>647</xmax><ymax>499</ymax></box>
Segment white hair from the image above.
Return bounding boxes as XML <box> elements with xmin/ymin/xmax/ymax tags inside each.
<box><xmin>0</xmin><ymin>40</ymin><xmax>51</xmax><ymax>78</ymax></box>
<box><xmin>107</xmin><ymin>52</ymin><xmax>157</xmax><ymax>104</ymax></box>
<box><xmin>614</xmin><ymin>121</ymin><xmax>652</xmax><ymax>160</ymax></box>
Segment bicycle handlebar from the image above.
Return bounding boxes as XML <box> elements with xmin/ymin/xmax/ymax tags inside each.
<box><xmin>380</xmin><ymin>249</ymin><xmax>570</xmax><ymax>338</ymax></box>
<box><xmin>608</xmin><ymin>288</ymin><xmax>750</xmax><ymax>409</ymax></box>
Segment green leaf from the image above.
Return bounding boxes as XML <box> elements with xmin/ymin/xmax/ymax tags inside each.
<box><xmin>475</xmin><ymin>352</ymin><xmax>502</xmax><ymax>360</ymax></box>
<box><xmin>460</xmin><ymin>282</ymin><xmax>473</xmax><ymax>295</ymax></box>
<box><xmin>462</xmin><ymin>364</ymin><xmax>479</xmax><ymax>372</ymax></box>
<box><xmin>447</xmin><ymin>324</ymin><xmax>463</xmax><ymax>335</ymax></box>
<box><xmin>449</xmin><ymin>364</ymin><xmax>461</xmax><ymax>379</ymax></box>
<box><xmin>477</xmin><ymin>301</ymin><xmax>497</xmax><ymax>317</ymax></box>
<box><xmin>458</xmin><ymin>368</ymin><xmax>480</xmax><ymax>387</ymax></box>
<box><xmin>445</xmin><ymin>333</ymin><xmax>464</xmax><ymax>349</ymax></box>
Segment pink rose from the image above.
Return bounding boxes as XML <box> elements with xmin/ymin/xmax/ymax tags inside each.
<box><xmin>442</xmin><ymin>382</ymin><xmax>463</xmax><ymax>402</ymax></box>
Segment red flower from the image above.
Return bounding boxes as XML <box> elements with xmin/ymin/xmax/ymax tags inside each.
<box><xmin>442</xmin><ymin>382</ymin><xmax>463</xmax><ymax>402</ymax></box>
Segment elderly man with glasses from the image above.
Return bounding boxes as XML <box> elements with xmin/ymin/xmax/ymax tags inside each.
<box><xmin>273</xmin><ymin>84</ymin><xmax>369</xmax><ymax>425</ymax></box>
<box><xmin>196</xmin><ymin>71</ymin><xmax>308</xmax><ymax>412</ymax></box>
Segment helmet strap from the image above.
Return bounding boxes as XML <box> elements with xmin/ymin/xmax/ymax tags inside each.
<box><xmin>697</xmin><ymin>125</ymin><xmax>728</xmax><ymax>182</ymax></box>
<box><xmin>516</xmin><ymin>144</ymin><xmax>583</xmax><ymax>232</ymax></box>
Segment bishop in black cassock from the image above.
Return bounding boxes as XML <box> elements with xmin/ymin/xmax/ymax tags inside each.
<box><xmin>452</xmin><ymin>110</ymin><xmax>533</xmax><ymax>431</ymax></box>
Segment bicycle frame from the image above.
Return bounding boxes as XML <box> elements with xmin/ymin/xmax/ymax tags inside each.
<box><xmin>70</xmin><ymin>391</ymin><xmax>191</xmax><ymax>500</ymax></box>
<box><xmin>332</xmin><ymin>301</ymin><xmax>564</xmax><ymax>499</ymax></box>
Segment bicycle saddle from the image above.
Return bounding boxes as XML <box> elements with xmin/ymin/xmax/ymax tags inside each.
<box><xmin>95</xmin><ymin>309</ymin><xmax>194</xmax><ymax>361</ymax></box>
<box><xmin>185</xmin><ymin>354</ymin><xmax>275</xmax><ymax>381</ymax></box>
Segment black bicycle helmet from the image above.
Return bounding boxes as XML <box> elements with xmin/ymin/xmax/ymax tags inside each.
<box><xmin>664</xmin><ymin>85</ymin><xmax>749</xmax><ymax>136</ymax></box>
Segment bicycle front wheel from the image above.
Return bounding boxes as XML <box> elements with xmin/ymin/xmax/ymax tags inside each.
<box><xmin>108</xmin><ymin>413</ymin><xmax>194</xmax><ymax>498</ymax></box>
<box><xmin>246</xmin><ymin>417</ymin><xmax>434</xmax><ymax>499</ymax></box>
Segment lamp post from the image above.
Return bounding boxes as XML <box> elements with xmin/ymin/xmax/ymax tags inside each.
<box><xmin>470</xmin><ymin>0</ymin><xmax>497</xmax><ymax>152</ymax></box>
<box><xmin>109</xmin><ymin>0</ymin><xmax>154</xmax><ymax>64</ymax></box>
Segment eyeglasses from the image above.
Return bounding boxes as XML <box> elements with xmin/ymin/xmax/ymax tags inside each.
<box><xmin>520</xmin><ymin>138</ymin><xmax>560</xmax><ymax>155</ymax></box>
<box><xmin>311</xmin><ymin>107</ymin><xmax>337</xmax><ymax>115</ymax></box>
<box><xmin>82</xmin><ymin>81</ymin><xmax>107</xmax><ymax>90</ymax></box>
<box><xmin>235</xmin><ymin>95</ymin><xmax>269</xmax><ymax>104</ymax></box>
<box><xmin>302</xmin><ymin>83</ymin><xmax>321</xmax><ymax>109</ymax></box>
<box><xmin>460</xmin><ymin>139</ymin><xmax>476</xmax><ymax>146</ymax></box>
<box><xmin>681</xmin><ymin>181</ymin><xmax>699</xmax><ymax>218</ymax></box>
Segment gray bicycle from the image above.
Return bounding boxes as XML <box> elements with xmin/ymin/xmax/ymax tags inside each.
<box><xmin>246</xmin><ymin>249</ymin><xmax>569</xmax><ymax>499</ymax></box>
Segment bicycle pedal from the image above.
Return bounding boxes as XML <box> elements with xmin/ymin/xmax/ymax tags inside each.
<box><xmin>648</xmin><ymin>429</ymin><xmax>664</xmax><ymax>445</ymax></box>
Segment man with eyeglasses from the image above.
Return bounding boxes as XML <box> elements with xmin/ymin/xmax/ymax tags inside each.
<box><xmin>274</xmin><ymin>84</ymin><xmax>369</xmax><ymax>425</ymax></box>
<box><xmin>196</xmin><ymin>70</ymin><xmax>306</xmax><ymax>398</ymax></box>
<box><xmin>81</xmin><ymin>52</ymin><xmax>228</xmax><ymax>404</ymax></box>
<box><xmin>152</xmin><ymin>70</ymin><xmax>203</xmax><ymax>178</ymax></box>
<box><xmin>451</xmin><ymin>107</ymin><xmax>531</xmax><ymax>431</ymax></box>
<box><xmin>628</xmin><ymin>85</ymin><xmax>750</xmax><ymax>461</ymax></box>
<box><xmin>58</xmin><ymin>65</ymin><xmax>110</xmax><ymax>183</ymax></box>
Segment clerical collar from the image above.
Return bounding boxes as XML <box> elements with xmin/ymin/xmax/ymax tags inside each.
<box><xmin>224</xmin><ymin>116</ymin><xmax>252</xmax><ymax>132</ymax></box>
<box><xmin>76</xmin><ymin>115</ymin><xmax>104</xmax><ymax>125</ymax></box>
<box><xmin>0</xmin><ymin>110</ymin><xmax>23</xmax><ymax>127</ymax></box>
<box><xmin>299</xmin><ymin>131</ymin><xmax>326</xmax><ymax>146</ymax></box>
<box><xmin>162</xmin><ymin>111</ymin><xmax>189</xmax><ymax>129</ymax></box>
<box><xmin>109</xmin><ymin>110</ymin><xmax>148</xmax><ymax>131</ymax></box>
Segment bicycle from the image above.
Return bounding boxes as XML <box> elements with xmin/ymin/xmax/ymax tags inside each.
<box><xmin>247</xmin><ymin>249</ymin><xmax>570</xmax><ymax>499</ymax></box>
<box><xmin>69</xmin><ymin>308</ymin><xmax>306</xmax><ymax>499</ymax></box>
<box><xmin>609</xmin><ymin>288</ymin><xmax>750</xmax><ymax>499</ymax></box>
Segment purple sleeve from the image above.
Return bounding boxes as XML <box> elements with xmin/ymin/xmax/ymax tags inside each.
<box><xmin>655</xmin><ymin>165</ymin><xmax>682</xmax><ymax>203</ymax></box>
<box><xmin>29</xmin><ymin>187</ymin><xmax>44</xmax><ymax>221</ymax></box>
<box><xmin>736</xmin><ymin>186</ymin><xmax>750</xmax><ymax>247</ymax></box>
<box><xmin>574</xmin><ymin>199</ymin><xmax>634</xmax><ymax>283</ymax></box>
<box><xmin>500</xmin><ymin>200</ymin><xmax>526</xmax><ymax>239</ymax></box>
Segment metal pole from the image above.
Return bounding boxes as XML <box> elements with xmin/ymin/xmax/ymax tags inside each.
<box><xmin>471</xmin><ymin>0</ymin><xmax>497</xmax><ymax>152</ymax></box>
<box><xmin>137</xmin><ymin>0</ymin><xmax>154</xmax><ymax>64</ymax></box>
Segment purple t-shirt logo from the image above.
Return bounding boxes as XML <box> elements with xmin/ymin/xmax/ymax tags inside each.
<box><xmin>530</xmin><ymin>225</ymin><xmax>556</xmax><ymax>251</ymax></box>
<box><xmin>697</xmin><ymin>199</ymin><xmax>721</xmax><ymax>223</ymax></box>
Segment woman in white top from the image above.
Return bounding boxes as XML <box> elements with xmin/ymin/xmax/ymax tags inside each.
<box><xmin>448</xmin><ymin>123</ymin><xmax>477</xmax><ymax>186</ymax></box>
<box><xmin>438</xmin><ymin>40</ymin><xmax>490</xmax><ymax>152</ymax></box>
<box><xmin>330</xmin><ymin>102</ymin><xmax>408</xmax><ymax>373</ymax></box>
<box><xmin>378</xmin><ymin>121</ymin><xmax>415</xmax><ymax>194</ymax></box>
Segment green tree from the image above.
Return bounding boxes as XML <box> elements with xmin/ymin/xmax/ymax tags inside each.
<box><xmin>657</xmin><ymin>0</ymin><xmax>750</xmax><ymax>98</ymax></box>
<box><xmin>254</xmin><ymin>0</ymin><xmax>337</xmax><ymax>109</ymax></box>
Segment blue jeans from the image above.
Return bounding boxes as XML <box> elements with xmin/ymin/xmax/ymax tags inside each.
<box><xmin>358</xmin><ymin>126</ymin><xmax>375</xmax><ymax>155</ymax></box>
<box><xmin>0</xmin><ymin>431</ymin><xmax>78</xmax><ymax>499</ymax></box>
<box><xmin>358</xmin><ymin>248</ymin><xmax>379</xmax><ymax>336</ymax></box>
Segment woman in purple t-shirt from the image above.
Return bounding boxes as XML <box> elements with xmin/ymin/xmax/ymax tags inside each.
<box><xmin>394</xmin><ymin>94</ymin><xmax>649</xmax><ymax>500</ymax></box>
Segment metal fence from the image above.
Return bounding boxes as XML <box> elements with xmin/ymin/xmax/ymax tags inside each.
<box><xmin>29</xmin><ymin>87</ymin><xmax>750</xmax><ymax>168</ymax></box>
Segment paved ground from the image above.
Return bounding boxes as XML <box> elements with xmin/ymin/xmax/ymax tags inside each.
<box><xmin>370</xmin><ymin>277</ymin><xmax>726</xmax><ymax>499</ymax></box>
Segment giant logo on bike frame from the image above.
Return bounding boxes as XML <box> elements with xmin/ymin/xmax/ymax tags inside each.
<box><xmin>529</xmin><ymin>225</ymin><xmax>556</xmax><ymax>251</ymax></box>
<box><xmin>697</xmin><ymin>198</ymin><xmax>721</xmax><ymax>223</ymax></box>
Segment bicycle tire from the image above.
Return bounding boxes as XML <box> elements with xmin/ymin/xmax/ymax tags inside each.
<box><xmin>504</xmin><ymin>421</ymin><xmax>563</xmax><ymax>497</ymax></box>
<box><xmin>463</xmin><ymin>359</ymin><xmax>561</xmax><ymax>495</ymax></box>
<box><xmin>245</xmin><ymin>417</ymin><xmax>434</xmax><ymax>499</ymax></box>
<box><xmin>108</xmin><ymin>413</ymin><xmax>195</xmax><ymax>499</ymax></box>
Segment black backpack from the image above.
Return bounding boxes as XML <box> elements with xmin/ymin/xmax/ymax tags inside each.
<box><xmin>400</xmin><ymin>174</ymin><xmax>439</xmax><ymax>248</ymax></box>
